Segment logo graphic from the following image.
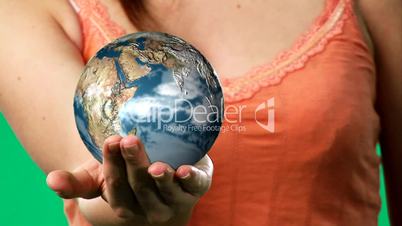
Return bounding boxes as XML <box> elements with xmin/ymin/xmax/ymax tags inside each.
<box><xmin>124</xmin><ymin>96</ymin><xmax>276</xmax><ymax>133</ymax></box>
<box><xmin>255</xmin><ymin>97</ymin><xmax>275</xmax><ymax>133</ymax></box>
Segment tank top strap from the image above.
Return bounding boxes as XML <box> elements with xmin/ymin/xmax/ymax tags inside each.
<box><xmin>330</xmin><ymin>0</ymin><xmax>359</xmax><ymax>16</ymax></box>
<box><xmin>68</xmin><ymin>0</ymin><xmax>81</xmax><ymax>13</ymax></box>
<box><xmin>68</xmin><ymin>0</ymin><xmax>127</xmax><ymax>61</ymax></box>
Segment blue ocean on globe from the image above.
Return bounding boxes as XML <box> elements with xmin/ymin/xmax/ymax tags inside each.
<box><xmin>74</xmin><ymin>32</ymin><xmax>224</xmax><ymax>168</ymax></box>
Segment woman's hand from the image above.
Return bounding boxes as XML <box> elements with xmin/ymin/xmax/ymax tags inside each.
<box><xmin>46</xmin><ymin>135</ymin><xmax>213</xmax><ymax>225</ymax></box>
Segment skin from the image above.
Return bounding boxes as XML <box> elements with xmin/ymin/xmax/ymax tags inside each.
<box><xmin>358</xmin><ymin>1</ymin><xmax>402</xmax><ymax>225</ymax></box>
<box><xmin>0</xmin><ymin>0</ymin><xmax>212</xmax><ymax>225</ymax></box>
<box><xmin>48</xmin><ymin>135</ymin><xmax>213</xmax><ymax>225</ymax></box>
<box><xmin>0</xmin><ymin>0</ymin><xmax>400</xmax><ymax>225</ymax></box>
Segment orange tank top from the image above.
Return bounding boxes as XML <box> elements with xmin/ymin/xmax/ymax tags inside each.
<box><xmin>65</xmin><ymin>0</ymin><xmax>381</xmax><ymax>225</ymax></box>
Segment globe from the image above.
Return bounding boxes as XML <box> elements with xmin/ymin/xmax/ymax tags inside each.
<box><xmin>74</xmin><ymin>32</ymin><xmax>224</xmax><ymax>168</ymax></box>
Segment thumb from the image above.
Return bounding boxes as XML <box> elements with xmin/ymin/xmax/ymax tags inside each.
<box><xmin>176</xmin><ymin>155</ymin><xmax>214</xmax><ymax>197</ymax></box>
<box><xmin>47</xmin><ymin>167</ymin><xmax>102</xmax><ymax>199</ymax></box>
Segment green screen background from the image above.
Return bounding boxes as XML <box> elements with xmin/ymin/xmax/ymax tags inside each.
<box><xmin>0</xmin><ymin>113</ymin><xmax>390</xmax><ymax>226</ymax></box>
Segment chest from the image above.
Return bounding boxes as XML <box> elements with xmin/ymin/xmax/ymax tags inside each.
<box><xmin>73</xmin><ymin>0</ymin><xmax>378</xmax><ymax>145</ymax></box>
<box><xmin>101</xmin><ymin>0</ymin><xmax>325</xmax><ymax>78</ymax></box>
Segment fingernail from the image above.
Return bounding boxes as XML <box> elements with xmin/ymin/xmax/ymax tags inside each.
<box><xmin>151</xmin><ymin>171</ymin><xmax>165</xmax><ymax>178</ymax></box>
<box><xmin>149</xmin><ymin>165</ymin><xmax>167</xmax><ymax>178</ymax></box>
<box><xmin>108</xmin><ymin>142</ymin><xmax>120</xmax><ymax>153</ymax></box>
<box><xmin>122</xmin><ymin>138</ymin><xmax>138</xmax><ymax>151</ymax></box>
<box><xmin>125</xmin><ymin>144</ymin><xmax>138</xmax><ymax>151</ymax></box>
<box><xmin>123</xmin><ymin>142</ymin><xmax>138</xmax><ymax>153</ymax></box>
<box><xmin>179</xmin><ymin>172</ymin><xmax>191</xmax><ymax>180</ymax></box>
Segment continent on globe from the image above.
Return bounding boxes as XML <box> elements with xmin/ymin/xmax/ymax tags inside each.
<box><xmin>74</xmin><ymin>32</ymin><xmax>224</xmax><ymax>168</ymax></box>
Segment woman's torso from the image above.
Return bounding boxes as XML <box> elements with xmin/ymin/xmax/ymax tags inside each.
<box><xmin>66</xmin><ymin>0</ymin><xmax>381</xmax><ymax>225</ymax></box>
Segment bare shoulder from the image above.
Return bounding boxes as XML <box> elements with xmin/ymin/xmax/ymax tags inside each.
<box><xmin>0</xmin><ymin>0</ymin><xmax>82</xmax><ymax>49</ymax></box>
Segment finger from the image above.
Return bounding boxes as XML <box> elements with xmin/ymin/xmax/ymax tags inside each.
<box><xmin>47</xmin><ymin>166</ymin><xmax>101</xmax><ymax>199</ymax></box>
<box><xmin>103</xmin><ymin>135</ymin><xmax>139</xmax><ymax>218</ymax></box>
<box><xmin>120</xmin><ymin>135</ymin><xmax>149</xmax><ymax>168</ymax></box>
<box><xmin>176</xmin><ymin>155</ymin><xmax>213</xmax><ymax>197</ymax></box>
<box><xmin>121</xmin><ymin>136</ymin><xmax>173</xmax><ymax>224</ymax></box>
<box><xmin>148</xmin><ymin>162</ymin><xmax>192</xmax><ymax>205</ymax></box>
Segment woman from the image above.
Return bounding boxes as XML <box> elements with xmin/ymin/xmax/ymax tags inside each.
<box><xmin>0</xmin><ymin>0</ymin><xmax>400</xmax><ymax>225</ymax></box>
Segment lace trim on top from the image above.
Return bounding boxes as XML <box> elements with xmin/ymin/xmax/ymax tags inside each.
<box><xmin>221</xmin><ymin>0</ymin><xmax>352</xmax><ymax>103</ymax></box>
<box><xmin>70</xmin><ymin>0</ymin><xmax>352</xmax><ymax>103</ymax></box>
